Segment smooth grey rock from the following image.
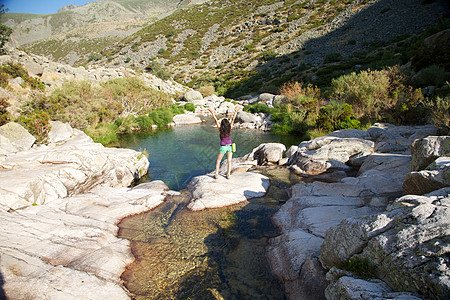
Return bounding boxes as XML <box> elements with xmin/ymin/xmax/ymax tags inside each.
<box><xmin>0</xmin><ymin>181</ymin><xmax>168</xmax><ymax>300</ymax></box>
<box><xmin>267</xmin><ymin>228</ymin><xmax>323</xmax><ymax>281</ymax></box>
<box><xmin>187</xmin><ymin>172</ymin><xmax>270</xmax><ymax>211</ymax></box>
<box><xmin>259</xmin><ymin>93</ymin><xmax>275</xmax><ymax>103</ymax></box>
<box><xmin>48</xmin><ymin>121</ymin><xmax>74</xmax><ymax>143</ymax></box>
<box><xmin>409</xmin><ymin>136</ymin><xmax>450</xmax><ymax>171</ymax></box>
<box><xmin>0</xmin><ymin>122</ymin><xmax>36</xmax><ymax>151</ymax></box>
<box><xmin>328</xmin><ymin>129</ymin><xmax>371</xmax><ymax>140</ymax></box>
<box><xmin>320</xmin><ymin>191</ymin><xmax>450</xmax><ymax>299</ymax></box>
<box><xmin>0</xmin><ymin>131</ymin><xmax>149</xmax><ymax>209</ymax></box>
<box><xmin>291</xmin><ymin>136</ymin><xmax>374</xmax><ymax>175</ymax></box>
<box><xmin>235</xmin><ymin>110</ymin><xmax>260</xmax><ymax>123</ymax></box>
<box><xmin>216</xmin><ymin>101</ymin><xmax>235</xmax><ymax>115</ymax></box>
<box><xmin>326</xmin><ymin>273</ymin><xmax>423</xmax><ymax>300</ymax></box>
<box><xmin>0</xmin><ymin>134</ymin><xmax>19</xmax><ymax>155</ymax></box>
<box><xmin>173</xmin><ymin>113</ymin><xmax>202</xmax><ymax>125</ymax></box>
<box><xmin>403</xmin><ymin>157</ymin><xmax>450</xmax><ymax>195</ymax></box>
<box><xmin>183</xmin><ymin>90</ymin><xmax>203</xmax><ymax>102</ymax></box>
<box><xmin>246</xmin><ymin>143</ymin><xmax>286</xmax><ymax>164</ymax></box>
<box><xmin>23</xmin><ymin>60</ymin><xmax>44</xmax><ymax>76</ymax></box>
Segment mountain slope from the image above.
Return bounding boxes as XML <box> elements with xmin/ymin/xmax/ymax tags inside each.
<box><xmin>1</xmin><ymin>0</ymin><xmax>209</xmax><ymax>65</ymax></box>
<box><xmin>95</xmin><ymin>0</ymin><xmax>449</xmax><ymax>95</ymax></box>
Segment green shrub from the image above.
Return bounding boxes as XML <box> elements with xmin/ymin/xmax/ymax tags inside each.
<box><xmin>244</xmin><ymin>103</ymin><xmax>274</xmax><ymax>115</ymax></box>
<box><xmin>145</xmin><ymin>61</ymin><xmax>171</xmax><ymax>80</ymax></box>
<box><xmin>330</xmin><ymin>69</ymin><xmax>391</xmax><ymax>119</ymax></box>
<box><xmin>114</xmin><ymin>115</ymin><xmax>139</xmax><ymax>133</ymax></box>
<box><xmin>85</xmin><ymin>123</ymin><xmax>118</xmax><ymax>145</ymax></box>
<box><xmin>17</xmin><ymin>110</ymin><xmax>51</xmax><ymax>143</ymax></box>
<box><xmin>0</xmin><ymin>97</ymin><xmax>10</xmax><ymax>126</ymax></box>
<box><xmin>426</xmin><ymin>96</ymin><xmax>450</xmax><ymax>134</ymax></box>
<box><xmin>148</xmin><ymin>107</ymin><xmax>175</xmax><ymax>126</ymax></box>
<box><xmin>316</xmin><ymin>101</ymin><xmax>360</xmax><ymax>132</ymax></box>
<box><xmin>262</xmin><ymin>50</ymin><xmax>278</xmax><ymax>61</ymax></box>
<box><xmin>136</xmin><ymin>115</ymin><xmax>154</xmax><ymax>130</ymax></box>
<box><xmin>184</xmin><ymin>102</ymin><xmax>196</xmax><ymax>112</ymax></box>
<box><xmin>1</xmin><ymin>62</ymin><xmax>45</xmax><ymax>91</ymax></box>
<box><xmin>324</xmin><ymin>52</ymin><xmax>342</xmax><ymax>63</ymax></box>
<box><xmin>198</xmin><ymin>85</ymin><xmax>215</xmax><ymax>97</ymax></box>
<box><xmin>415</xmin><ymin>65</ymin><xmax>449</xmax><ymax>87</ymax></box>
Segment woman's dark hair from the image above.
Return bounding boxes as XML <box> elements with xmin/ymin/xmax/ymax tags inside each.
<box><xmin>220</xmin><ymin>118</ymin><xmax>231</xmax><ymax>137</ymax></box>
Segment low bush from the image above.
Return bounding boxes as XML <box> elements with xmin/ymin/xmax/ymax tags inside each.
<box><xmin>115</xmin><ymin>115</ymin><xmax>139</xmax><ymax>133</ymax></box>
<box><xmin>426</xmin><ymin>96</ymin><xmax>450</xmax><ymax>134</ymax></box>
<box><xmin>0</xmin><ymin>97</ymin><xmax>10</xmax><ymax>125</ymax></box>
<box><xmin>136</xmin><ymin>115</ymin><xmax>154</xmax><ymax>130</ymax></box>
<box><xmin>148</xmin><ymin>108</ymin><xmax>174</xmax><ymax>127</ymax></box>
<box><xmin>145</xmin><ymin>61</ymin><xmax>171</xmax><ymax>80</ymax></box>
<box><xmin>17</xmin><ymin>110</ymin><xmax>51</xmax><ymax>143</ymax></box>
<box><xmin>414</xmin><ymin>65</ymin><xmax>449</xmax><ymax>87</ymax></box>
<box><xmin>262</xmin><ymin>50</ymin><xmax>278</xmax><ymax>61</ymax></box>
<box><xmin>85</xmin><ymin>123</ymin><xmax>118</xmax><ymax>145</ymax></box>
<box><xmin>329</xmin><ymin>69</ymin><xmax>391</xmax><ymax>120</ymax></box>
<box><xmin>1</xmin><ymin>63</ymin><xmax>45</xmax><ymax>91</ymax></box>
<box><xmin>184</xmin><ymin>102</ymin><xmax>196</xmax><ymax>112</ymax></box>
<box><xmin>316</xmin><ymin>100</ymin><xmax>360</xmax><ymax>132</ymax></box>
<box><xmin>198</xmin><ymin>85</ymin><xmax>215</xmax><ymax>97</ymax></box>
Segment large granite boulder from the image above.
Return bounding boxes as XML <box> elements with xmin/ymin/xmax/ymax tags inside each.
<box><xmin>216</xmin><ymin>101</ymin><xmax>235</xmax><ymax>115</ymax></box>
<box><xmin>289</xmin><ymin>135</ymin><xmax>374</xmax><ymax>175</ymax></box>
<box><xmin>403</xmin><ymin>156</ymin><xmax>450</xmax><ymax>195</ymax></box>
<box><xmin>235</xmin><ymin>110</ymin><xmax>261</xmax><ymax>124</ymax></box>
<box><xmin>368</xmin><ymin>123</ymin><xmax>438</xmax><ymax>153</ymax></box>
<box><xmin>187</xmin><ymin>172</ymin><xmax>270</xmax><ymax>211</ymax></box>
<box><xmin>409</xmin><ymin>136</ymin><xmax>450</xmax><ymax>171</ymax></box>
<box><xmin>183</xmin><ymin>90</ymin><xmax>203</xmax><ymax>102</ymax></box>
<box><xmin>245</xmin><ymin>143</ymin><xmax>286</xmax><ymax>165</ymax></box>
<box><xmin>0</xmin><ymin>122</ymin><xmax>36</xmax><ymax>152</ymax></box>
<box><xmin>325</xmin><ymin>269</ymin><xmax>422</xmax><ymax>300</ymax></box>
<box><xmin>320</xmin><ymin>188</ymin><xmax>450</xmax><ymax>299</ymax></box>
<box><xmin>48</xmin><ymin>121</ymin><xmax>74</xmax><ymax>143</ymax></box>
<box><xmin>0</xmin><ymin>131</ymin><xmax>149</xmax><ymax>210</ymax></box>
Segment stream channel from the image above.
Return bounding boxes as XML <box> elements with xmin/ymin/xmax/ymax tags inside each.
<box><xmin>117</xmin><ymin>120</ymin><xmax>304</xmax><ymax>299</ymax></box>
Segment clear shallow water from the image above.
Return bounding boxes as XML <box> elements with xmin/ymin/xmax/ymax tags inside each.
<box><xmin>117</xmin><ymin>120</ymin><xmax>300</xmax><ymax>190</ymax></box>
<box><xmin>117</xmin><ymin>123</ymin><xmax>305</xmax><ymax>299</ymax></box>
<box><xmin>119</xmin><ymin>167</ymin><xmax>306</xmax><ymax>300</ymax></box>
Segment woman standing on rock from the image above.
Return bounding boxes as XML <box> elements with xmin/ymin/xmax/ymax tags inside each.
<box><xmin>208</xmin><ymin>105</ymin><xmax>240</xmax><ymax>179</ymax></box>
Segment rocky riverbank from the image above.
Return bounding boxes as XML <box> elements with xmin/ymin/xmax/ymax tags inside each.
<box><xmin>0</xmin><ymin>119</ymin><xmax>448</xmax><ymax>299</ymax></box>
<box><xmin>265</xmin><ymin>124</ymin><xmax>450</xmax><ymax>300</ymax></box>
<box><xmin>0</xmin><ymin>122</ymin><xmax>169</xmax><ymax>298</ymax></box>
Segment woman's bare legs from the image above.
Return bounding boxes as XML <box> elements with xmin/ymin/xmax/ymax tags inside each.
<box><xmin>214</xmin><ymin>153</ymin><xmax>225</xmax><ymax>178</ymax></box>
<box><xmin>226</xmin><ymin>151</ymin><xmax>233</xmax><ymax>179</ymax></box>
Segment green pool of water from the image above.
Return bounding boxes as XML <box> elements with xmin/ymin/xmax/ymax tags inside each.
<box><xmin>117</xmin><ymin>120</ymin><xmax>299</xmax><ymax>190</ymax></box>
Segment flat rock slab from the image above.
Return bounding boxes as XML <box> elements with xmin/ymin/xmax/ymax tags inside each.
<box><xmin>0</xmin><ymin>181</ymin><xmax>169</xmax><ymax>300</ymax></box>
<box><xmin>187</xmin><ymin>172</ymin><xmax>270</xmax><ymax>211</ymax></box>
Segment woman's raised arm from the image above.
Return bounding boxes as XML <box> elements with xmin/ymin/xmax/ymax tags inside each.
<box><xmin>208</xmin><ymin>107</ymin><xmax>220</xmax><ymax>129</ymax></box>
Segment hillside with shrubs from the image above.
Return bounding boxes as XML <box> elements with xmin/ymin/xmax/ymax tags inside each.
<box><xmin>0</xmin><ymin>0</ymin><xmax>449</xmax><ymax>145</ymax></box>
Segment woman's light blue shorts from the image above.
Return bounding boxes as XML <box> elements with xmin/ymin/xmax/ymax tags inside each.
<box><xmin>219</xmin><ymin>144</ymin><xmax>232</xmax><ymax>154</ymax></box>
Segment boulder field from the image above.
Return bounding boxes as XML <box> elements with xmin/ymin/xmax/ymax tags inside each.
<box><xmin>265</xmin><ymin>124</ymin><xmax>450</xmax><ymax>300</ymax></box>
